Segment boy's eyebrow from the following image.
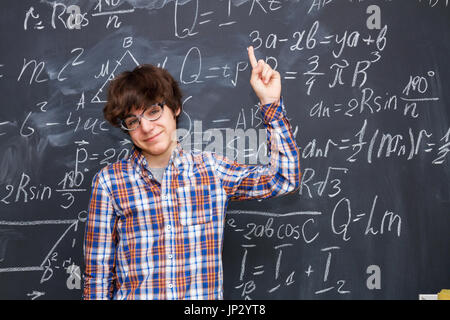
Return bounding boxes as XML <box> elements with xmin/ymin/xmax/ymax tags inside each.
<box><xmin>124</xmin><ymin>105</ymin><xmax>145</xmax><ymax>118</ymax></box>
<box><xmin>123</xmin><ymin>110</ymin><xmax>136</xmax><ymax>118</ymax></box>
<box><xmin>123</xmin><ymin>99</ymin><xmax>163</xmax><ymax>118</ymax></box>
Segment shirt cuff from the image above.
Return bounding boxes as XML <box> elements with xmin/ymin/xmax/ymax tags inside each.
<box><xmin>259</xmin><ymin>96</ymin><xmax>286</xmax><ymax>123</ymax></box>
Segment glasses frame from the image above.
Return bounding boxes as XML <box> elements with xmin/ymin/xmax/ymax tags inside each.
<box><xmin>120</xmin><ymin>102</ymin><xmax>165</xmax><ymax>131</ymax></box>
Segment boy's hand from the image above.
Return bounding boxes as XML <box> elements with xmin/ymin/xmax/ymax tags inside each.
<box><xmin>247</xmin><ymin>46</ymin><xmax>281</xmax><ymax>106</ymax></box>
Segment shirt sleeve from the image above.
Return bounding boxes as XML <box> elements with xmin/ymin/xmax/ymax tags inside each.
<box><xmin>83</xmin><ymin>169</ymin><xmax>119</xmax><ymax>300</ymax></box>
<box><xmin>211</xmin><ymin>98</ymin><xmax>301</xmax><ymax>201</ymax></box>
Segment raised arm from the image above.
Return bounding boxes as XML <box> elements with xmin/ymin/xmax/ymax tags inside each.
<box><xmin>210</xmin><ymin>47</ymin><xmax>300</xmax><ymax>201</ymax></box>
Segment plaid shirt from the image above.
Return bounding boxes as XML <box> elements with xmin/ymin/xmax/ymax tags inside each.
<box><xmin>83</xmin><ymin>99</ymin><xmax>300</xmax><ymax>300</ymax></box>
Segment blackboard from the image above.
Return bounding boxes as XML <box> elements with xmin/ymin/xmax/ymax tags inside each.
<box><xmin>0</xmin><ymin>0</ymin><xmax>449</xmax><ymax>300</ymax></box>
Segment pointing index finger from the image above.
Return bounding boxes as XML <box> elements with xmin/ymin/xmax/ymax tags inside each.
<box><xmin>247</xmin><ymin>46</ymin><xmax>258</xmax><ymax>68</ymax></box>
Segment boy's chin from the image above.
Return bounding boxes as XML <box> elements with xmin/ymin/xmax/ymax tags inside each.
<box><xmin>141</xmin><ymin>142</ymin><xmax>174</xmax><ymax>157</ymax></box>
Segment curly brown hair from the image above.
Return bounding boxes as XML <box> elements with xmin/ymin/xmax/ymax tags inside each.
<box><xmin>103</xmin><ymin>64</ymin><xmax>183</xmax><ymax>130</ymax></box>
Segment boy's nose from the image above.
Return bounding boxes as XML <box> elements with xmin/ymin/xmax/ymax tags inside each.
<box><xmin>139</xmin><ymin>117</ymin><xmax>156</xmax><ymax>133</ymax></box>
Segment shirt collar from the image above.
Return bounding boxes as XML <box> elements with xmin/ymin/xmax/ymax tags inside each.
<box><xmin>130</xmin><ymin>142</ymin><xmax>184</xmax><ymax>175</ymax></box>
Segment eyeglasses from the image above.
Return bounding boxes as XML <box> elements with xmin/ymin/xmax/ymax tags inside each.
<box><xmin>120</xmin><ymin>102</ymin><xmax>165</xmax><ymax>131</ymax></box>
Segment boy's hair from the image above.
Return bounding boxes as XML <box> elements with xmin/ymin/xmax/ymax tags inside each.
<box><xmin>103</xmin><ymin>64</ymin><xmax>183</xmax><ymax>129</ymax></box>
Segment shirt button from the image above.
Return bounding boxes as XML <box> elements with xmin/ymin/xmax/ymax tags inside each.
<box><xmin>168</xmin><ymin>254</ymin><xmax>173</xmax><ymax>259</ymax></box>
<box><xmin>166</xmin><ymin>225</ymin><xmax>171</xmax><ymax>231</ymax></box>
<box><xmin>168</xmin><ymin>283</ymin><xmax>173</xmax><ymax>289</ymax></box>
<box><xmin>162</xmin><ymin>194</ymin><xmax>168</xmax><ymax>200</ymax></box>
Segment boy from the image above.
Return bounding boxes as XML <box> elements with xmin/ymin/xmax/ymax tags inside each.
<box><xmin>83</xmin><ymin>46</ymin><xmax>300</xmax><ymax>299</ymax></box>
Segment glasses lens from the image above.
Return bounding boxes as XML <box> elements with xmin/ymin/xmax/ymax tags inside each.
<box><xmin>123</xmin><ymin>116</ymin><xmax>139</xmax><ymax>130</ymax></box>
<box><xmin>121</xmin><ymin>103</ymin><xmax>164</xmax><ymax>131</ymax></box>
<box><xmin>143</xmin><ymin>104</ymin><xmax>163</xmax><ymax>121</ymax></box>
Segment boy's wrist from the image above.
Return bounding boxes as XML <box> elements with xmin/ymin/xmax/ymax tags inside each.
<box><xmin>259</xmin><ymin>96</ymin><xmax>286</xmax><ymax>123</ymax></box>
<box><xmin>259</xmin><ymin>97</ymin><xmax>281</xmax><ymax>107</ymax></box>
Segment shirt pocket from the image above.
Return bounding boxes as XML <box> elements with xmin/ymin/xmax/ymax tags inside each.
<box><xmin>176</xmin><ymin>183</ymin><xmax>212</xmax><ymax>226</ymax></box>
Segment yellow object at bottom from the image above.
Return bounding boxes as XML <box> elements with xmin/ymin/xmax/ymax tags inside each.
<box><xmin>438</xmin><ymin>289</ymin><xmax>450</xmax><ymax>300</ymax></box>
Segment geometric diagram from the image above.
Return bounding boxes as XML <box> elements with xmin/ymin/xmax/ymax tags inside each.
<box><xmin>91</xmin><ymin>50</ymin><xmax>140</xmax><ymax>104</ymax></box>
<box><xmin>0</xmin><ymin>219</ymin><xmax>79</xmax><ymax>273</ymax></box>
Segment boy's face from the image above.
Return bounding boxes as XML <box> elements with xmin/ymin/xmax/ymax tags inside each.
<box><xmin>128</xmin><ymin>103</ymin><xmax>181</xmax><ymax>163</ymax></box>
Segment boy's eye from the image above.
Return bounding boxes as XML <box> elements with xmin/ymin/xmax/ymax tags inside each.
<box><xmin>125</xmin><ymin>117</ymin><xmax>139</xmax><ymax>127</ymax></box>
<box><xmin>146</xmin><ymin>107</ymin><xmax>160</xmax><ymax>115</ymax></box>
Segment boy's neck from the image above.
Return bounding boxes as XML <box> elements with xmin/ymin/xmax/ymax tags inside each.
<box><xmin>142</xmin><ymin>141</ymin><xmax>177</xmax><ymax>168</ymax></box>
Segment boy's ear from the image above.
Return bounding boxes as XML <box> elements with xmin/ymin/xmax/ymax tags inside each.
<box><xmin>175</xmin><ymin>107</ymin><xmax>181</xmax><ymax>117</ymax></box>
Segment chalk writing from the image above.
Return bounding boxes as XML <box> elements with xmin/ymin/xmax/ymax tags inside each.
<box><xmin>0</xmin><ymin>0</ymin><xmax>448</xmax><ymax>300</ymax></box>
